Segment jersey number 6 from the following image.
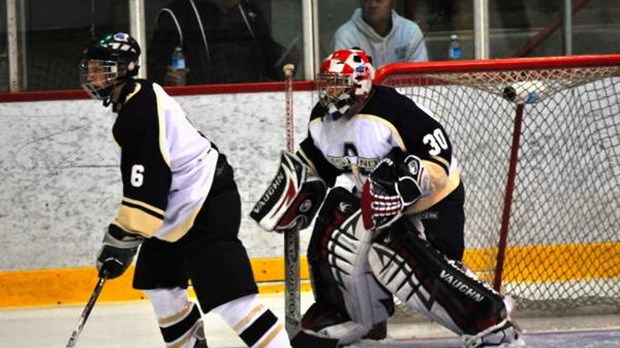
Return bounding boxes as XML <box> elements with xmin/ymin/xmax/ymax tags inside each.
<box><xmin>131</xmin><ymin>164</ymin><xmax>145</xmax><ymax>187</ymax></box>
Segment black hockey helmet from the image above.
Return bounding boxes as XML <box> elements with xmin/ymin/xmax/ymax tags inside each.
<box><xmin>79</xmin><ymin>32</ymin><xmax>141</xmax><ymax>102</ymax></box>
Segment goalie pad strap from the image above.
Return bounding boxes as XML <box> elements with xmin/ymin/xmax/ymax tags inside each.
<box><xmin>250</xmin><ymin>151</ymin><xmax>326</xmax><ymax>231</ymax></box>
<box><xmin>369</xmin><ymin>219</ymin><xmax>507</xmax><ymax>336</ymax></box>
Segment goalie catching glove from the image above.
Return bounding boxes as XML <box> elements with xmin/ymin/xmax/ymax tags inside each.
<box><xmin>96</xmin><ymin>224</ymin><xmax>144</xmax><ymax>279</ymax></box>
<box><xmin>250</xmin><ymin>151</ymin><xmax>327</xmax><ymax>232</ymax></box>
<box><xmin>361</xmin><ymin>148</ymin><xmax>431</xmax><ymax>230</ymax></box>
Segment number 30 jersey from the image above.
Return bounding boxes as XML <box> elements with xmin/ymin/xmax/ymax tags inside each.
<box><xmin>298</xmin><ymin>85</ymin><xmax>460</xmax><ymax>207</ymax></box>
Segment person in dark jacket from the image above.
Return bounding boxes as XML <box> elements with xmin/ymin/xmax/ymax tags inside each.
<box><xmin>148</xmin><ymin>0</ymin><xmax>297</xmax><ymax>85</ymax></box>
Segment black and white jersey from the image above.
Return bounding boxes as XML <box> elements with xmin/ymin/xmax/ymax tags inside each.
<box><xmin>110</xmin><ymin>80</ymin><xmax>219</xmax><ymax>242</ymax></box>
<box><xmin>299</xmin><ymin>85</ymin><xmax>458</xmax><ymax>191</ymax></box>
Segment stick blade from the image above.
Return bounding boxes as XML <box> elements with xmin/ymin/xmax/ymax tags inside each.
<box><xmin>291</xmin><ymin>330</ymin><xmax>339</xmax><ymax>348</ymax></box>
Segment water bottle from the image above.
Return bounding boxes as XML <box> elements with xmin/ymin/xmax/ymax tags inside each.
<box><xmin>171</xmin><ymin>46</ymin><xmax>186</xmax><ymax>70</ymax></box>
<box><xmin>171</xmin><ymin>46</ymin><xmax>187</xmax><ymax>85</ymax></box>
<box><xmin>449</xmin><ymin>34</ymin><xmax>462</xmax><ymax>60</ymax></box>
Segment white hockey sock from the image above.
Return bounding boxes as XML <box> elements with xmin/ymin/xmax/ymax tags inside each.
<box><xmin>145</xmin><ymin>288</ymin><xmax>204</xmax><ymax>348</ymax></box>
<box><xmin>212</xmin><ymin>294</ymin><xmax>290</xmax><ymax>347</ymax></box>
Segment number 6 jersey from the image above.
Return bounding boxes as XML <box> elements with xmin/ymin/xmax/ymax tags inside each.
<box><xmin>110</xmin><ymin>80</ymin><xmax>219</xmax><ymax>241</ymax></box>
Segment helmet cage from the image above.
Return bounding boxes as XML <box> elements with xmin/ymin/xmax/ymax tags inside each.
<box><xmin>80</xmin><ymin>59</ymin><xmax>129</xmax><ymax>100</ymax></box>
<box><xmin>318</xmin><ymin>73</ymin><xmax>355</xmax><ymax>109</ymax></box>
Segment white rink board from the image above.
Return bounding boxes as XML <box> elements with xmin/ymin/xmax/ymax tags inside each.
<box><xmin>1</xmin><ymin>81</ymin><xmax>618</xmax><ymax>270</ymax></box>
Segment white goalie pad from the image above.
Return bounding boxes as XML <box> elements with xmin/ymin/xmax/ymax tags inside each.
<box><xmin>329</xmin><ymin>210</ymin><xmax>392</xmax><ymax>323</ymax></box>
<box><xmin>250</xmin><ymin>151</ymin><xmax>326</xmax><ymax>232</ymax></box>
<box><xmin>303</xmin><ymin>188</ymin><xmax>393</xmax><ymax>345</ymax></box>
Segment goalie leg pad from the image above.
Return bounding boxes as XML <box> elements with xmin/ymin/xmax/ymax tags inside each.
<box><xmin>304</xmin><ymin>187</ymin><xmax>393</xmax><ymax>344</ymax></box>
<box><xmin>250</xmin><ymin>151</ymin><xmax>326</xmax><ymax>231</ymax></box>
<box><xmin>368</xmin><ymin>219</ymin><xmax>509</xmax><ymax>336</ymax></box>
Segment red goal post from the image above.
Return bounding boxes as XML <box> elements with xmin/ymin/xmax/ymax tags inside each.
<box><xmin>374</xmin><ymin>55</ymin><xmax>620</xmax><ymax>312</ymax></box>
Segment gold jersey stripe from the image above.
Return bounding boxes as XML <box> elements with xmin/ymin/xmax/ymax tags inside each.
<box><xmin>430</xmin><ymin>155</ymin><xmax>451</xmax><ymax>172</ymax></box>
<box><xmin>153</xmin><ymin>84</ymin><xmax>171</xmax><ymax>167</ymax></box>
<box><xmin>116</xmin><ymin>204</ymin><xmax>163</xmax><ymax>237</ymax></box>
<box><xmin>122</xmin><ymin>197</ymin><xmax>165</xmax><ymax>217</ymax></box>
<box><xmin>157</xmin><ymin>203</ymin><xmax>202</xmax><ymax>242</ymax></box>
<box><xmin>356</xmin><ymin>113</ymin><xmax>406</xmax><ymax>150</ymax></box>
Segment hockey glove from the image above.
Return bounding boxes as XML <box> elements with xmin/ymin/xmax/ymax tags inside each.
<box><xmin>96</xmin><ymin>224</ymin><xmax>144</xmax><ymax>279</ymax></box>
<box><xmin>361</xmin><ymin>151</ymin><xmax>430</xmax><ymax>230</ymax></box>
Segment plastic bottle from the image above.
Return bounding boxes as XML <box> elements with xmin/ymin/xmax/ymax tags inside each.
<box><xmin>171</xmin><ymin>46</ymin><xmax>187</xmax><ymax>85</ymax></box>
<box><xmin>171</xmin><ymin>46</ymin><xmax>186</xmax><ymax>70</ymax></box>
<box><xmin>449</xmin><ymin>34</ymin><xmax>462</xmax><ymax>60</ymax></box>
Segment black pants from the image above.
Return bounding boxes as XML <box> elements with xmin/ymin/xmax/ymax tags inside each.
<box><xmin>414</xmin><ymin>181</ymin><xmax>466</xmax><ymax>261</ymax></box>
<box><xmin>133</xmin><ymin>154</ymin><xmax>258</xmax><ymax>312</ymax></box>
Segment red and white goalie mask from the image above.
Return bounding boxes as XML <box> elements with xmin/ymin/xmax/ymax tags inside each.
<box><xmin>318</xmin><ymin>49</ymin><xmax>375</xmax><ymax>119</ymax></box>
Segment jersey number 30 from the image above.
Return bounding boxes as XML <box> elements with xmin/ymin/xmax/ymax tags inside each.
<box><xmin>422</xmin><ymin>128</ymin><xmax>449</xmax><ymax>156</ymax></box>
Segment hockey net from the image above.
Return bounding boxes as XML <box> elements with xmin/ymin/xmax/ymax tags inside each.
<box><xmin>374</xmin><ymin>55</ymin><xmax>620</xmax><ymax>313</ymax></box>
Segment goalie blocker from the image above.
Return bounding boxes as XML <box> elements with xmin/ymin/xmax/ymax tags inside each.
<box><xmin>251</xmin><ymin>151</ymin><xmax>327</xmax><ymax>232</ymax></box>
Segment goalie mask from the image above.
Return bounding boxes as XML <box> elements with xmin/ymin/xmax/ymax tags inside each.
<box><xmin>318</xmin><ymin>48</ymin><xmax>375</xmax><ymax>119</ymax></box>
<box><xmin>79</xmin><ymin>32</ymin><xmax>141</xmax><ymax>103</ymax></box>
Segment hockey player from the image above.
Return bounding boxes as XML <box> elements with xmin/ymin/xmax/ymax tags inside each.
<box><xmin>79</xmin><ymin>32</ymin><xmax>291</xmax><ymax>348</ymax></box>
<box><xmin>251</xmin><ymin>48</ymin><xmax>526</xmax><ymax>347</ymax></box>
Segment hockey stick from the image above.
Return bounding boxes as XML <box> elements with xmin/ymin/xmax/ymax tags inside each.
<box><xmin>282</xmin><ymin>63</ymin><xmax>301</xmax><ymax>338</ymax></box>
<box><xmin>66</xmin><ymin>275</ymin><xmax>107</xmax><ymax>347</ymax></box>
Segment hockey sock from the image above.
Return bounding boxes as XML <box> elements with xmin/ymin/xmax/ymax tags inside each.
<box><xmin>212</xmin><ymin>294</ymin><xmax>289</xmax><ymax>347</ymax></box>
<box><xmin>145</xmin><ymin>288</ymin><xmax>205</xmax><ymax>348</ymax></box>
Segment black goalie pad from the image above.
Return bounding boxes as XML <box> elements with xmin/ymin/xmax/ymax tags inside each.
<box><xmin>250</xmin><ymin>151</ymin><xmax>327</xmax><ymax>232</ymax></box>
<box><xmin>369</xmin><ymin>219</ymin><xmax>508</xmax><ymax>336</ymax></box>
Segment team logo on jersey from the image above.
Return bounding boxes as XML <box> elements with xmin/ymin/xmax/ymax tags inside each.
<box><xmin>407</xmin><ymin>158</ymin><xmax>420</xmax><ymax>175</ymax></box>
<box><xmin>326</xmin><ymin>155</ymin><xmax>379</xmax><ymax>172</ymax></box>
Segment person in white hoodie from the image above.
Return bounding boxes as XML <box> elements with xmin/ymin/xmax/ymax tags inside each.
<box><xmin>333</xmin><ymin>0</ymin><xmax>428</xmax><ymax>68</ymax></box>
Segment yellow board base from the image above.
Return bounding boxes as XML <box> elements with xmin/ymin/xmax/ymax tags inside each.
<box><xmin>1</xmin><ymin>243</ymin><xmax>617</xmax><ymax>308</ymax></box>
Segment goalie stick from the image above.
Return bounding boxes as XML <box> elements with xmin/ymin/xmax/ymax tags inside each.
<box><xmin>65</xmin><ymin>275</ymin><xmax>107</xmax><ymax>347</ymax></box>
<box><xmin>281</xmin><ymin>65</ymin><xmax>338</xmax><ymax>348</ymax></box>
<box><xmin>282</xmin><ymin>63</ymin><xmax>301</xmax><ymax>338</ymax></box>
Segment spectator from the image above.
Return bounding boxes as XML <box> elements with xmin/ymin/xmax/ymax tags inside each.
<box><xmin>148</xmin><ymin>0</ymin><xmax>297</xmax><ymax>85</ymax></box>
<box><xmin>333</xmin><ymin>0</ymin><xmax>428</xmax><ymax>68</ymax></box>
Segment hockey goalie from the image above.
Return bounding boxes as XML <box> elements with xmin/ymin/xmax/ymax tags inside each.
<box><xmin>251</xmin><ymin>48</ymin><xmax>526</xmax><ymax>348</ymax></box>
